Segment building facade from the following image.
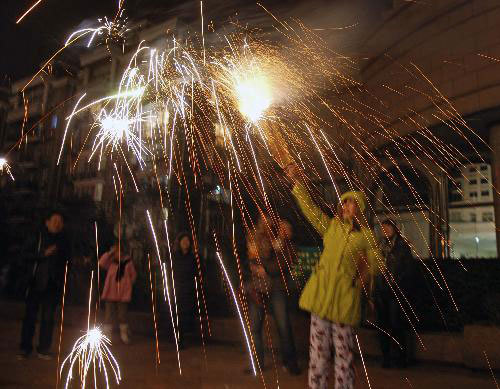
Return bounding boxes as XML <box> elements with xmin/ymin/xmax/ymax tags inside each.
<box><xmin>1</xmin><ymin>0</ymin><xmax>500</xmax><ymax>261</ymax></box>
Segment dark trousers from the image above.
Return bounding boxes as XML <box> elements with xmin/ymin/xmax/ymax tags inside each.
<box><xmin>20</xmin><ymin>290</ymin><xmax>58</xmax><ymax>354</ymax></box>
<box><xmin>375</xmin><ymin>290</ymin><xmax>408</xmax><ymax>364</ymax></box>
<box><xmin>104</xmin><ymin>301</ymin><xmax>128</xmax><ymax>325</ymax></box>
<box><xmin>248</xmin><ymin>289</ymin><xmax>297</xmax><ymax>367</ymax></box>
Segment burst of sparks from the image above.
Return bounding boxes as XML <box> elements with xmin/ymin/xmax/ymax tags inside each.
<box><xmin>60</xmin><ymin>328</ymin><xmax>121</xmax><ymax>389</ymax></box>
<box><xmin>0</xmin><ymin>158</ymin><xmax>14</xmax><ymax>180</ymax></box>
<box><xmin>232</xmin><ymin>67</ymin><xmax>272</xmax><ymax>123</ymax></box>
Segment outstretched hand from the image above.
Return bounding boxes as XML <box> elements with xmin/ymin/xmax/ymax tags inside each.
<box><xmin>285</xmin><ymin>163</ymin><xmax>301</xmax><ymax>183</ymax></box>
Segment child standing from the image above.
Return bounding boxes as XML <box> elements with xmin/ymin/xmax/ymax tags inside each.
<box><xmin>99</xmin><ymin>242</ymin><xmax>137</xmax><ymax>344</ymax></box>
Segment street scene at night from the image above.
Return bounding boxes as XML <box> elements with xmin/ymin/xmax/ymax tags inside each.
<box><xmin>0</xmin><ymin>0</ymin><xmax>499</xmax><ymax>388</ymax></box>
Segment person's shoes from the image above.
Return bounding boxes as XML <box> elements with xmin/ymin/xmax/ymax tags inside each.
<box><xmin>119</xmin><ymin>324</ymin><xmax>130</xmax><ymax>344</ymax></box>
<box><xmin>37</xmin><ymin>352</ymin><xmax>53</xmax><ymax>360</ymax></box>
<box><xmin>16</xmin><ymin>350</ymin><xmax>30</xmax><ymax>360</ymax></box>
<box><xmin>283</xmin><ymin>362</ymin><xmax>301</xmax><ymax>376</ymax></box>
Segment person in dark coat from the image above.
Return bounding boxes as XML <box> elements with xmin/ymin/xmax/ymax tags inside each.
<box><xmin>171</xmin><ymin>232</ymin><xmax>198</xmax><ymax>349</ymax></box>
<box><xmin>18</xmin><ymin>211</ymin><xmax>70</xmax><ymax>359</ymax></box>
<box><xmin>374</xmin><ymin>219</ymin><xmax>415</xmax><ymax>368</ymax></box>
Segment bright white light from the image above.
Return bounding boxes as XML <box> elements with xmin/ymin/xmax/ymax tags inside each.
<box><xmin>234</xmin><ymin>71</ymin><xmax>272</xmax><ymax>122</ymax></box>
<box><xmin>101</xmin><ymin>116</ymin><xmax>131</xmax><ymax>141</ymax></box>
<box><xmin>0</xmin><ymin>158</ymin><xmax>14</xmax><ymax>180</ymax></box>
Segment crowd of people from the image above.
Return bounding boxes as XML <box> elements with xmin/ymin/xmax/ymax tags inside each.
<box><xmin>15</xmin><ymin>162</ymin><xmax>419</xmax><ymax>389</ymax></box>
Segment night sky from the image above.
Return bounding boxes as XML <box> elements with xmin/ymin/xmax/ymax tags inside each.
<box><xmin>0</xmin><ymin>0</ymin><xmax>177</xmax><ymax>81</ymax></box>
<box><xmin>0</xmin><ymin>0</ymin><xmax>390</xmax><ymax>83</ymax></box>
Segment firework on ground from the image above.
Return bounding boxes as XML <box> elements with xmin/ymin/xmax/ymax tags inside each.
<box><xmin>0</xmin><ymin>158</ymin><xmax>14</xmax><ymax>180</ymax></box>
<box><xmin>59</xmin><ymin>271</ymin><xmax>121</xmax><ymax>389</ymax></box>
<box><xmin>60</xmin><ymin>327</ymin><xmax>121</xmax><ymax>389</ymax></box>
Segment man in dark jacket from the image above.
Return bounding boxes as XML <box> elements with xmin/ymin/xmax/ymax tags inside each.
<box><xmin>374</xmin><ymin>219</ymin><xmax>416</xmax><ymax>368</ymax></box>
<box><xmin>18</xmin><ymin>211</ymin><xmax>70</xmax><ymax>359</ymax></box>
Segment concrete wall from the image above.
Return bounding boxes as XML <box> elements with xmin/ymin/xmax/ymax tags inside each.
<box><xmin>361</xmin><ymin>0</ymin><xmax>500</xmax><ymax>139</ymax></box>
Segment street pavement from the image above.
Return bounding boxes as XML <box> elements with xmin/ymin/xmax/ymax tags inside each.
<box><xmin>0</xmin><ymin>319</ymin><xmax>495</xmax><ymax>388</ymax></box>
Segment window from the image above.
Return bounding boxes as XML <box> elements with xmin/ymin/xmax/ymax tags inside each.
<box><xmin>470</xmin><ymin>179</ymin><xmax>477</xmax><ymax>185</ymax></box>
<box><xmin>469</xmin><ymin>192</ymin><xmax>478</xmax><ymax>198</ymax></box>
<box><xmin>450</xmin><ymin>212</ymin><xmax>462</xmax><ymax>222</ymax></box>
<box><xmin>481</xmin><ymin>190</ymin><xmax>490</xmax><ymax>197</ymax></box>
<box><xmin>480</xmin><ymin>165</ymin><xmax>488</xmax><ymax>171</ymax></box>
<box><xmin>481</xmin><ymin>178</ymin><xmax>488</xmax><ymax>184</ymax></box>
<box><xmin>50</xmin><ymin>115</ymin><xmax>58</xmax><ymax>129</ymax></box>
<box><xmin>482</xmin><ymin>212</ymin><xmax>494</xmax><ymax>222</ymax></box>
<box><xmin>469</xmin><ymin>167</ymin><xmax>476</xmax><ymax>173</ymax></box>
<box><xmin>470</xmin><ymin>213</ymin><xmax>477</xmax><ymax>222</ymax></box>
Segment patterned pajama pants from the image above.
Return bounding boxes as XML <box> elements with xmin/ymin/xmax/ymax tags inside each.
<box><xmin>308</xmin><ymin>314</ymin><xmax>355</xmax><ymax>389</ymax></box>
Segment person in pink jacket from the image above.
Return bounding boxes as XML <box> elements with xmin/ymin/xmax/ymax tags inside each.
<box><xmin>99</xmin><ymin>242</ymin><xmax>137</xmax><ymax>344</ymax></box>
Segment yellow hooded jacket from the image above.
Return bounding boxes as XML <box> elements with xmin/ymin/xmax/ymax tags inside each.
<box><xmin>292</xmin><ymin>183</ymin><xmax>381</xmax><ymax>326</ymax></box>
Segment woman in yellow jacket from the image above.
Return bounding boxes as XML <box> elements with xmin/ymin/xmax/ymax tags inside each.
<box><xmin>287</xmin><ymin>164</ymin><xmax>381</xmax><ymax>389</ymax></box>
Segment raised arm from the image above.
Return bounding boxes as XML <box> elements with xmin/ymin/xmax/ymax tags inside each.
<box><xmin>291</xmin><ymin>183</ymin><xmax>332</xmax><ymax>237</ymax></box>
<box><xmin>98</xmin><ymin>251</ymin><xmax>113</xmax><ymax>270</ymax></box>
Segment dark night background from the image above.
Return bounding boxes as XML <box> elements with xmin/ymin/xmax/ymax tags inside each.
<box><xmin>0</xmin><ymin>0</ymin><xmax>391</xmax><ymax>82</ymax></box>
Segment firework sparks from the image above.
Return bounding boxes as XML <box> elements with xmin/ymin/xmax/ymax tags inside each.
<box><xmin>215</xmin><ymin>250</ymin><xmax>257</xmax><ymax>376</ymax></box>
<box><xmin>146</xmin><ymin>210</ymin><xmax>182</xmax><ymax>374</ymax></box>
<box><xmin>0</xmin><ymin>158</ymin><xmax>14</xmax><ymax>180</ymax></box>
<box><xmin>21</xmin><ymin>13</ymin><xmax>491</xmax><ymax>389</ymax></box>
<box><xmin>355</xmin><ymin>335</ymin><xmax>372</xmax><ymax>389</ymax></box>
<box><xmin>60</xmin><ymin>327</ymin><xmax>121</xmax><ymax>389</ymax></box>
<box><xmin>15</xmin><ymin>0</ymin><xmax>43</xmax><ymax>24</ymax></box>
<box><xmin>232</xmin><ymin>66</ymin><xmax>272</xmax><ymax>123</ymax></box>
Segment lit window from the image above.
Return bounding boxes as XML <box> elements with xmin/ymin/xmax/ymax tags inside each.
<box><xmin>51</xmin><ymin>115</ymin><xmax>58</xmax><ymax>129</ymax></box>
